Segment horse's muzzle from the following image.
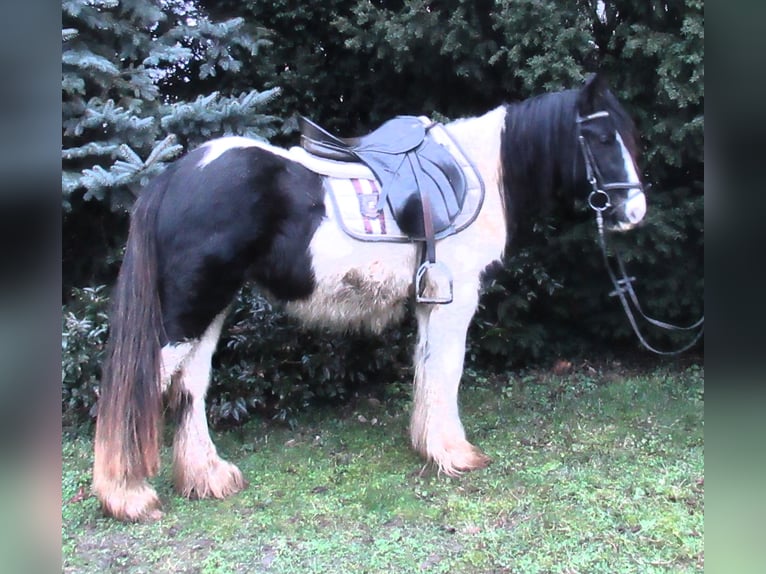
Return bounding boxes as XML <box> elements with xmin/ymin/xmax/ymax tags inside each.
<box><xmin>610</xmin><ymin>187</ymin><xmax>646</xmax><ymax>231</ymax></box>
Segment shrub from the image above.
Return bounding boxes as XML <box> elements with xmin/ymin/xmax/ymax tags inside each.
<box><xmin>62</xmin><ymin>286</ymin><xmax>110</xmax><ymax>426</ymax></box>
<box><xmin>209</xmin><ymin>286</ymin><xmax>414</xmax><ymax>427</ymax></box>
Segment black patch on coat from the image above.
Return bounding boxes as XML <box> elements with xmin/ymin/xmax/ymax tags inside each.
<box><xmin>153</xmin><ymin>145</ymin><xmax>325</xmax><ymax>342</ymax></box>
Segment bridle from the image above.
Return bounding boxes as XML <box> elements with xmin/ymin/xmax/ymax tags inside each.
<box><xmin>576</xmin><ymin>111</ymin><xmax>704</xmax><ymax>356</ymax></box>
<box><xmin>576</xmin><ymin>110</ymin><xmax>644</xmax><ymax>216</ymax></box>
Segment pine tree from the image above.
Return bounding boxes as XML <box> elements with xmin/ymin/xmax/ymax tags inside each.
<box><xmin>62</xmin><ymin>0</ymin><xmax>281</xmax><ymax>212</ymax></box>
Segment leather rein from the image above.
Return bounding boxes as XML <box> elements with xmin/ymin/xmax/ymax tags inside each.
<box><xmin>577</xmin><ymin>111</ymin><xmax>704</xmax><ymax>356</ymax></box>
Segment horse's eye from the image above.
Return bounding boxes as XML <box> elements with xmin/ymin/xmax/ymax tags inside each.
<box><xmin>599</xmin><ymin>133</ymin><xmax>614</xmax><ymax>144</ymax></box>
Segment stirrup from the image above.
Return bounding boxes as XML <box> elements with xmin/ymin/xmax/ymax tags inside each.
<box><xmin>415</xmin><ymin>261</ymin><xmax>453</xmax><ymax>304</ymax></box>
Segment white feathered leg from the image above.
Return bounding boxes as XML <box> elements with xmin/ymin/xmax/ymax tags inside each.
<box><xmin>410</xmin><ymin>283</ymin><xmax>491</xmax><ymax>475</ymax></box>
<box><xmin>171</xmin><ymin>312</ymin><xmax>247</xmax><ymax>499</ymax></box>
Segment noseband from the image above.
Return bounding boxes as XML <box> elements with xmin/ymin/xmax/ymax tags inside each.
<box><xmin>576</xmin><ymin>111</ymin><xmax>704</xmax><ymax>355</ymax></box>
<box><xmin>576</xmin><ymin>111</ymin><xmax>644</xmax><ymax>216</ymax></box>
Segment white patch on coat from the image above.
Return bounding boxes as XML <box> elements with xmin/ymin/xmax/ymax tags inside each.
<box><xmin>285</xmin><ymin>224</ymin><xmax>417</xmax><ymax>333</ymax></box>
<box><xmin>616</xmin><ymin>132</ymin><xmax>640</xmax><ymax>185</ymax></box>
<box><xmin>409</xmin><ymin>286</ymin><xmax>490</xmax><ymax>475</ymax></box>
<box><xmin>407</xmin><ymin>108</ymin><xmax>507</xmax><ymax>473</ymax></box>
<box><xmin>197</xmin><ymin>136</ymin><xmax>294</xmax><ymax>169</ymax></box>
<box><xmin>622</xmin><ymin>187</ymin><xmax>647</xmax><ymax>227</ymax></box>
<box><xmin>160</xmin><ymin>341</ymin><xmax>194</xmax><ymax>392</ymax></box>
<box><xmin>175</xmin><ymin>311</ymin><xmax>225</xmax><ymax>400</ymax></box>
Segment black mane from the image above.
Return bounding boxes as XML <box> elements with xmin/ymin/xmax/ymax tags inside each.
<box><xmin>500</xmin><ymin>87</ymin><xmax>638</xmax><ymax>244</ymax></box>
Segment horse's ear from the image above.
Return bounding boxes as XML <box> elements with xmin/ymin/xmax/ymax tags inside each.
<box><xmin>577</xmin><ymin>73</ymin><xmax>608</xmax><ymax>115</ymax></box>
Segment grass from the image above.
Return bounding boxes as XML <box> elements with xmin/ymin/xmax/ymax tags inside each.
<box><xmin>62</xmin><ymin>362</ymin><xmax>704</xmax><ymax>573</ymax></box>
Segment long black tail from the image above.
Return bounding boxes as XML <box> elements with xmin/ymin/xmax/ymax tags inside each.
<box><xmin>93</xmin><ymin>181</ymin><xmax>167</xmax><ymax>494</ymax></box>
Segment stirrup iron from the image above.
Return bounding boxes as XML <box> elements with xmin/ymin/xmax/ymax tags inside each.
<box><xmin>415</xmin><ymin>261</ymin><xmax>453</xmax><ymax>304</ymax></box>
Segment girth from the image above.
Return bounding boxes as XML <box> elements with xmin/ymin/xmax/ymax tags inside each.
<box><xmin>299</xmin><ymin>115</ymin><xmax>469</xmax><ymax>303</ymax></box>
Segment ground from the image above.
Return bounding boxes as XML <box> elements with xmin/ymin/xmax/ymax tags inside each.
<box><xmin>62</xmin><ymin>362</ymin><xmax>704</xmax><ymax>573</ymax></box>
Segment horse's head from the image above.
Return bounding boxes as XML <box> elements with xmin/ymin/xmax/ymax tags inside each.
<box><xmin>575</xmin><ymin>74</ymin><xmax>646</xmax><ymax>231</ymax></box>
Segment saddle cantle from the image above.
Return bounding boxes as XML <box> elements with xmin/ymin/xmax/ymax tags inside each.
<box><xmin>297</xmin><ymin>115</ymin><xmax>483</xmax><ymax>304</ymax></box>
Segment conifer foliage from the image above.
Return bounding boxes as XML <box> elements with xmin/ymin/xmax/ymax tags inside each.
<box><xmin>62</xmin><ymin>0</ymin><xmax>280</xmax><ymax>212</ymax></box>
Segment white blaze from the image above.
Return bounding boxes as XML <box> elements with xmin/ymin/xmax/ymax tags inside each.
<box><xmin>616</xmin><ymin>132</ymin><xmax>646</xmax><ymax>225</ymax></box>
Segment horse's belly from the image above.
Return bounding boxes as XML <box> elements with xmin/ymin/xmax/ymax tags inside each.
<box><xmin>284</xmin><ymin>221</ymin><xmax>416</xmax><ymax>333</ymax></box>
<box><xmin>285</xmin><ymin>267</ymin><xmax>411</xmax><ymax>333</ymax></box>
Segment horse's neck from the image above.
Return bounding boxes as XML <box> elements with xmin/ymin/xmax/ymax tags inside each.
<box><xmin>442</xmin><ymin>107</ymin><xmax>509</xmax><ymax>249</ymax></box>
<box><xmin>444</xmin><ymin>106</ymin><xmax>506</xmax><ymax>187</ymax></box>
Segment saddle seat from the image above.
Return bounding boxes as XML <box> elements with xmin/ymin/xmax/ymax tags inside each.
<box><xmin>299</xmin><ymin>116</ymin><xmax>428</xmax><ymax>162</ymax></box>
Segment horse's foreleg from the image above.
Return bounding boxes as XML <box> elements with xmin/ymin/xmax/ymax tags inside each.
<box><xmin>410</xmin><ymin>288</ymin><xmax>491</xmax><ymax>476</ymax></box>
<box><xmin>171</xmin><ymin>312</ymin><xmax>247</xmax><ymax>499</ymax></box>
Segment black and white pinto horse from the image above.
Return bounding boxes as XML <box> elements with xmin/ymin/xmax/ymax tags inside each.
<box><xmin>93</xmin><ymin>74</ymin><xmax>646</xmax><ymax>521</ymax></box>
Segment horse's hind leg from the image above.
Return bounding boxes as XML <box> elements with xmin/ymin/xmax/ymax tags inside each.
<box><xmin>160</xmin><ymin>340</ymin><xmax>194</xmax><ymax>393</ymax></box>
<box><xmin>170</xmin><ymin>310</ymin><xmax>247</xmax><ymax>499</ymax></box>
<box><xmin>410</xmin><ymin>285</ymin><xmax>491</xmax><ymax>476</ymax></box>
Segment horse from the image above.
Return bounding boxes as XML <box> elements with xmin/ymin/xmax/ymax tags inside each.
<box><xmin>92</xmin><ymin>73</ymin><xmax>647</xmax><ymax>521</ymax></box>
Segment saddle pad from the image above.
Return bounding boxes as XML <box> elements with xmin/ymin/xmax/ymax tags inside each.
<box><xmin>324</xmin><ymin>176</ymin><xmax>401</xmax><ymax>240</ymax></box>
<box><xmin>287</xmin><ymin>119</ymin><xmax>485</xmax><ymax>243</ymax></box>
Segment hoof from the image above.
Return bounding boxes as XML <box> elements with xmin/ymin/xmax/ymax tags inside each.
<box><xmin>174</xmin><ymin>457</ymin><xmax>247</xmax><ymax>500</ymax></box>
<box><xmin>424</xmin><ymin>440</ymin><xmax>492</xmax><ymax>478</ymax></box>
<box><xmin>93</xmin><ymin>477</ymin><xmax>163</xmax><ymax>522</ymax></box>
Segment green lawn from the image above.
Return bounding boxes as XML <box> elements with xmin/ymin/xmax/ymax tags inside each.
<box><xmin>62</xmin><ymin>363</ymin><xmax>703</xmax><ymax>573</ymax></box>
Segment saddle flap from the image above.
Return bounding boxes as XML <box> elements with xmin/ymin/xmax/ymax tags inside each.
<box><xmin>415</xmin><ymin>138</ymin><xmax>466</xmax><ymax>218</ymax></box>
<box><xmin>362</xmin><ymin>138</ymin><xmax>467</xmax><ymax>239</ymax></box>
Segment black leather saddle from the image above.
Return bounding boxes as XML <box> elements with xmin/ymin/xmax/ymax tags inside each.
<box><xmin>298</xmin><ymin>116</ymin><xmax>467</xmax><ymax>240</ymax></box>
<box><xmin>299</xmin><ymin>115</ymin><xmax>467</xmax><ymax>303</ymax></box>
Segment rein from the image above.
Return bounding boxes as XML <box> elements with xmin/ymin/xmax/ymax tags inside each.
<box><xmin>577</xmin><ymin>112</ymin><xmax>704</xmax><ymax>356</ymax></box>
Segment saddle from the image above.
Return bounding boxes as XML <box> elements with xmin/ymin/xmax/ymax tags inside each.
<box><xmin>299</xmin><ymin>115</ymin><xmax>468</xmax><ymax>303</ymax></box>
